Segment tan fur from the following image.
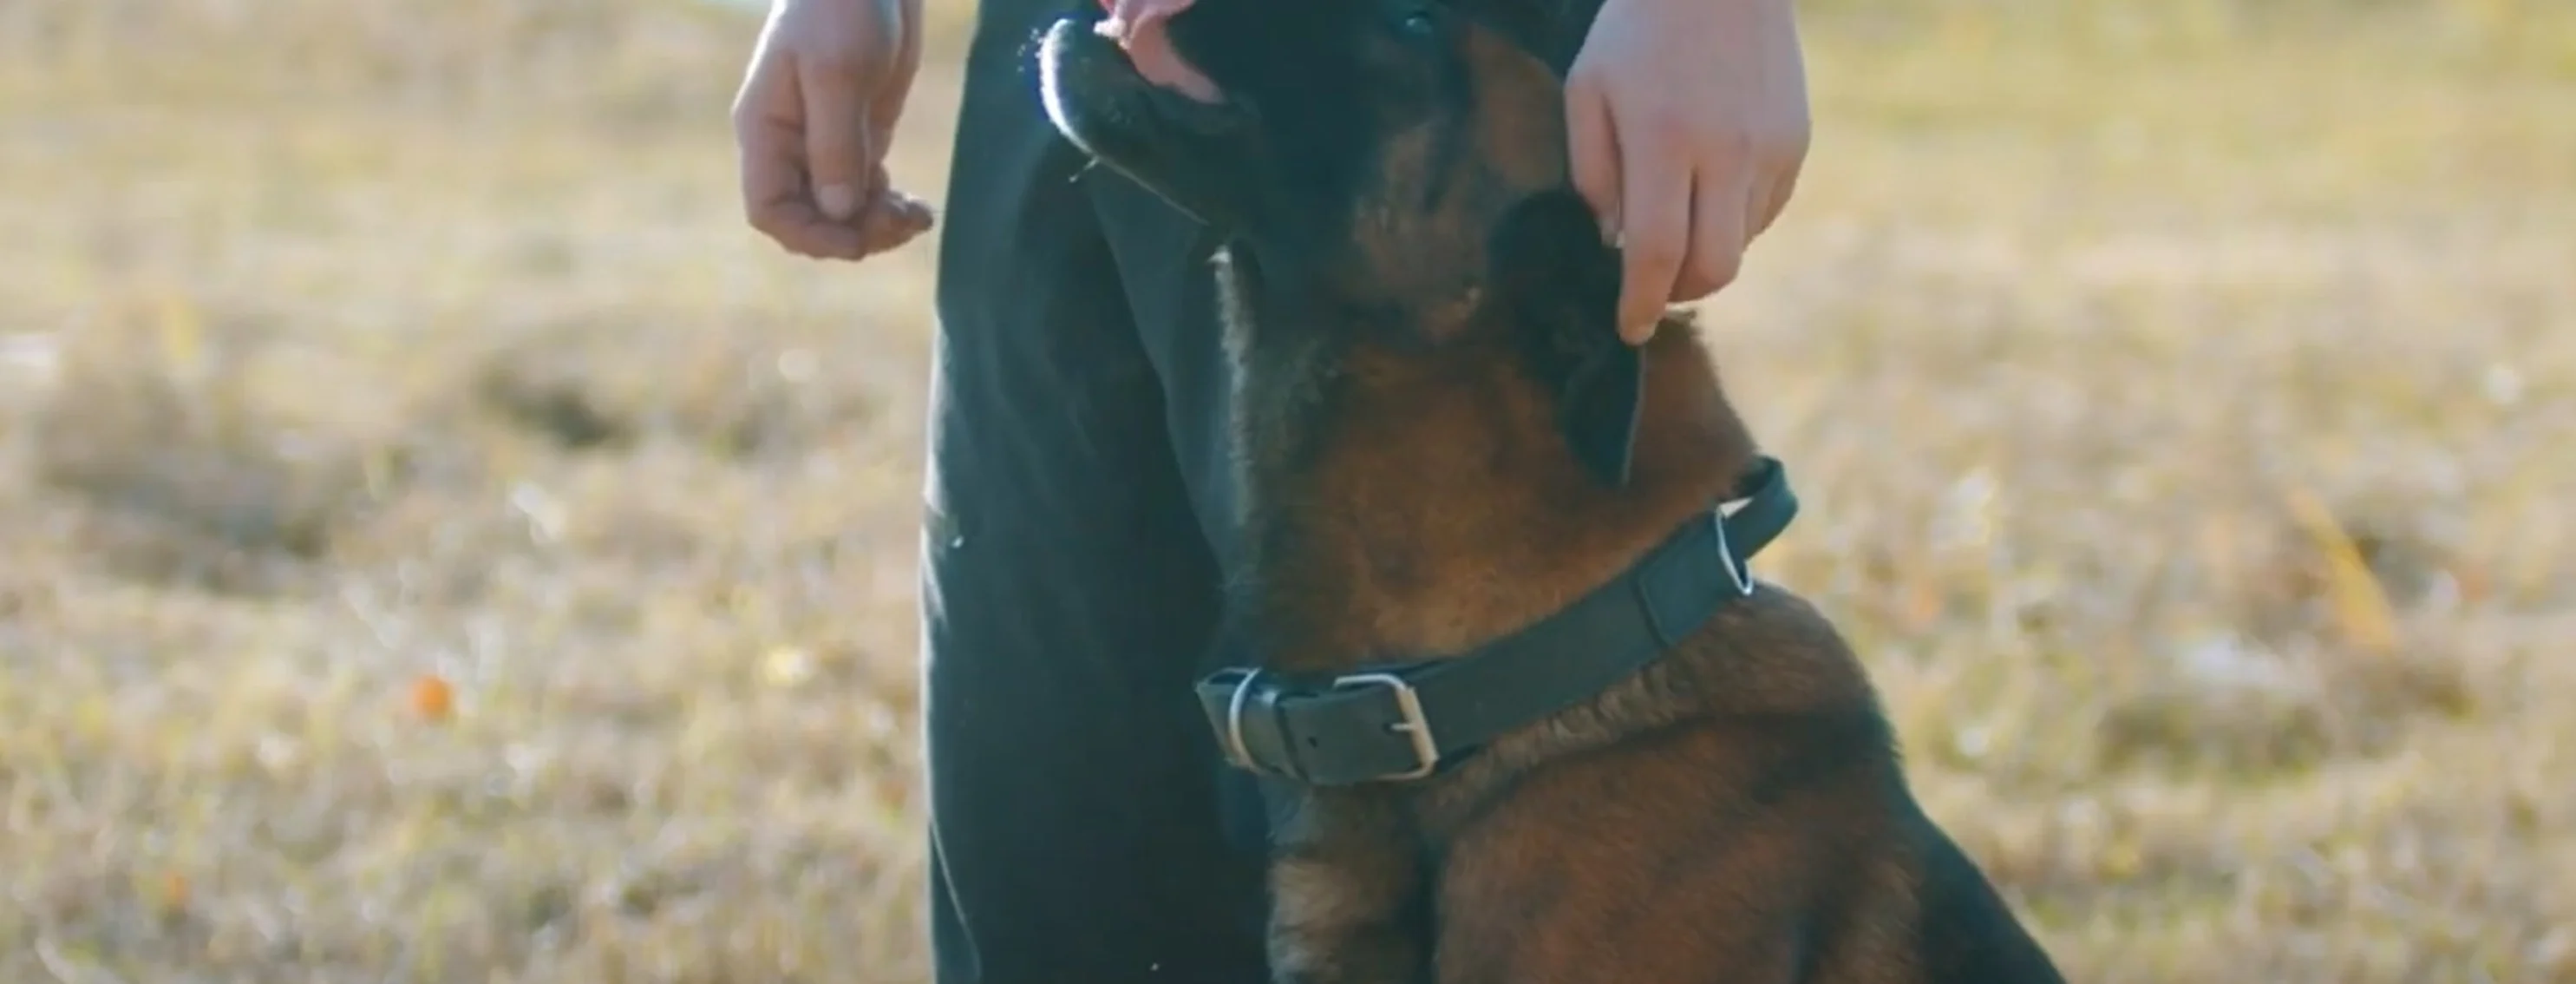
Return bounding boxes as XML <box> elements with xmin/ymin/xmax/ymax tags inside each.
<box><xmin>1340</xmin><ymin>29</ymin><xmax>1570</xmax><ymax>342</ymax></box>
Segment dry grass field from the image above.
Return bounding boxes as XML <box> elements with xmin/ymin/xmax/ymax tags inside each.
<box><xmin>2</xmin><ymin>0</ymin><xmax>2572</xmax><ymax>981</ymax></box>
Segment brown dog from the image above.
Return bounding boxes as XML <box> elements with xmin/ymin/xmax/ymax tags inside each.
<box><xmin>1036</xmin><ymin>2</ymin><xmax>2070</xmax><ymax>981</ymax></box>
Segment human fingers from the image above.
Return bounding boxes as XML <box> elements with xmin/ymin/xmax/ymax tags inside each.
<box><xmin>1752</xmin><ymin>161</ymin><xmax>1799</xmax><ymax>240</ymax></box>
<box><xmin>1670</xmin><ymin>161</ymin><xmax>1751</xmax><ymax>303</ymax></box>
<box><xmin>1612</xmin><ymin>108</ymin><xmax>1690</xmax><ymax>344</ymax></box>
<box><xmin>1565</xmin><ymin>72</ymin><xmax>1623</xmax><ymax>246</ymax></box>
<box><xmin>736</xmin><ymin>54</ymin><xmax>867</xmax><ymax>259</ymax></box>
<box><xmin>797</xmin><ymin>48</ymin><xmax>880</xmax><ymax>221</ymax></box>
<box><xmin>855</xmin><ymin>186</ymin><xmax>938</xmax><ymax>257</ymax></box>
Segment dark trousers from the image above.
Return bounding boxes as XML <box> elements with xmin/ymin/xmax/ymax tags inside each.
<box><xmin>917</xmin><ymin>2</ymin><xmax>1272</xmax><ymax>981</ymax></box>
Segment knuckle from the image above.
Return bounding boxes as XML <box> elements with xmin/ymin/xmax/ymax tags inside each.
<box><xmin>803</xmin><ymin>235</ymin><xmax>853</xmax><ymax>260</ymax></box>
<box><xmin>752</xmin><ymin>218</ymin><xmax>819</xmax><ymax>257</ymax></box>
<box><xmin>808</xmin><ymin>148</ymin><xmax>859</xmax><ymax>172</ymax></box>
<box><xmin>1572</xmin><ymin>168</ymin><xmax>1617</xmax><ymax>200</ymax></box>
<box><xmin>1620</xmin><ymin>121</ymin><xmax>1680</xmax><ymax>155</ymax></box>
<box><xmin>1629</xmin><ymin>252</ymin><xmax>1682</xmax><ymax>279</ymax></box>
<box><xmin>804</xmin><ymin>50</ymin><xmax>861</xmax><ymax>78</ymax></box>
<box><xmin>1649</xmin><ymin>105</ymin><xmax>1700</xmax><ymax>134</ymax></box>
<box><xmin>1773</xmin><ymin>129</ymin><xmax>1812</xmax><ymax>161</ymax></box>
<box><xmin>1614</xmin><ymin>100</ymin><xmax>1685</xmax><ymax>137</ymax></box>
<box><xmin>1698</xmin><ymin>127</ymin><xmax>1755</xmax><ymax>161</ymax></box>
<box><xmin>1625</xmin><ymin>237</ymin><xmax>1683</xmax><ymax>269</ymax></box>
<box><xmin>1568</xmin><ymin>142</ymin><xmax>1613</xmax><ymax>179</ymax></box>
<box><xmin>1695</xmin><ymin>253</ymin><xmax>1742</xmax><ymax>288</ymax></box>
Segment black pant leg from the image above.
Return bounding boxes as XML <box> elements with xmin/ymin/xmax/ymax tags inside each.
<box><xmin>1082</xmin><ymin>172</ymin><xmax>1285</xmax><ymax>858</ymax></box>
<box><xmin>918</xmin><ymin>8</ymin><xmax>1269</xmax><ymax>984</ymax></box>
<box><xmin>1083</xmin><ymin>174</ymin><xmax>1238</xmax><ymax>566</ymax></box>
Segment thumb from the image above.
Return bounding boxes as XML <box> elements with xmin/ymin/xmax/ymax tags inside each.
<box><xmin>797</xmin><ymin>53</ymin><xmax>877</xmax><ymax>222</ymax></box>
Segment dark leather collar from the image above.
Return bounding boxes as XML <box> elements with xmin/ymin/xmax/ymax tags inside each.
<box><xmin>1192</xmin><ymin>456</ymin><xmax>1799</xmax><ymax>787</ymax></box>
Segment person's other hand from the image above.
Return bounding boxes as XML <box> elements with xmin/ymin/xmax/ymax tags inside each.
<box><xmin>733</xmin><ymin>0</ymin><xmax>937</xmax><ymax>260</ymax></box>
<box><xmin>1565</xmin><ymin>0</ymin><xmax>1811</xmax><ymax>343</ymax></box>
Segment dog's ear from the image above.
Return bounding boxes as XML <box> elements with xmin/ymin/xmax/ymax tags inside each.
<box><xmin>1554</xmin><ymin>328</ymin><xmax>1644</xmax><ymax>489</ymax></box>
<box><xmin>1489</xmin><ymin>188</ymin><xmax>1642</xmax><ymax>489</ymax></box>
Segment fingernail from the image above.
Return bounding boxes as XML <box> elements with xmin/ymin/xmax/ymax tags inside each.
<box><xmin>818</xmin><ymin>183</ymin><xmax>859</xmax><ymax>220</ymax></box>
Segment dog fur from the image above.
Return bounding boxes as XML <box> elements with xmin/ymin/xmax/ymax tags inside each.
<box><xmin>1035</xmin><ymin>1</ymin><xmax>2070</xmax><ymax>981</ymax></box>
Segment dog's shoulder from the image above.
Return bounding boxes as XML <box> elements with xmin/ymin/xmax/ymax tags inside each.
<box><xmin>1670</xmin><ymin>584</ymin><xmax>1882</xmax><ymax>721</ymax></box>
<box><xmin>1415</xmin><ymin>583</ymin><xmax>1888</xmax><ymax>822</ymax></box>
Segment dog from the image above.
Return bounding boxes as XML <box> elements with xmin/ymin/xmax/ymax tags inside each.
<box><xmin>1035</xmin><ymin>1</ymin><xmax>2070</xmax><ymax>981</ymax></box>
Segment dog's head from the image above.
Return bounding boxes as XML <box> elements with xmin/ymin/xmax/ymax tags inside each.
<box><xmin>1037</xmin><ymin>0</ymin><xmax>1649</xmax><ymax>487</ymax></box>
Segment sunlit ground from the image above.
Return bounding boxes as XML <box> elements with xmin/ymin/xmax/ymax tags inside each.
<box><xmin>2</xmin><ymin>1</ymin><xmax>2571</xmax><ymax>981</ymax></box>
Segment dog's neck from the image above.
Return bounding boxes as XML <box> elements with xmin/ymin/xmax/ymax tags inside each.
<box><xmin>1220</xmin><ymin>260</ymin><xmax>1760</xmax><ymax>676</ymax></box>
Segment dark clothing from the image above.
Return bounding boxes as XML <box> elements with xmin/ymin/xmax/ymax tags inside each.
<box><xmin>918</xmin><ymin>1</ymin><xmax>1270</xmax><ymax>981</ymax></box>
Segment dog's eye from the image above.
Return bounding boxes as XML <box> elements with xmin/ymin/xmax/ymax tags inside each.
<box><xmin>1395</xmin><ymin>7</ymin><xmax>1436</xmax><ymax>37</ymax></box>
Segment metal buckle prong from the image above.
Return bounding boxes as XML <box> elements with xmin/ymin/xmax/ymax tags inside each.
<box><xmin>1330</xmin><ymin>672</ymin><xmax>1441</xmax><ymax>781</ymax></box>
<box><xmin>1220</xmin><ymin>669</ymin><xmax>1267</xmax><ymax>774</ymax></box>
<box><xmin>1712</xmin><ymin>510</ymin><xmax>1756</xmax><ymax>598</ymax></box>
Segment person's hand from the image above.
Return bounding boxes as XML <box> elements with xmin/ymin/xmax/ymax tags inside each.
<box><xmin>1565</xmin><ymin>0</ymin><xmax>1810</xmax><ymax>343</ymax></box>
<box><xmin>733</xmin><ymin>0</ymin><xmax>937</xmax><ymax>260</ymax></box>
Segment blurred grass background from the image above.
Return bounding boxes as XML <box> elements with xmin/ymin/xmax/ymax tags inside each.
<box><xmin>2</xmin><ymin>0</ymin><xmax>2572</xmax><ymax>981</ymax></box>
